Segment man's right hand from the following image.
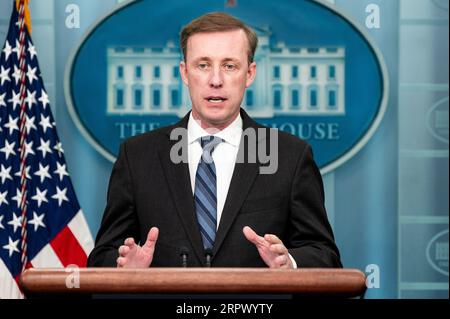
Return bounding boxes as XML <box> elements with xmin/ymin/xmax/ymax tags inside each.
<box><xmin>116</xmin><ymin>227</ymin><xmax>159</xmax><ymax>268</ymax></box>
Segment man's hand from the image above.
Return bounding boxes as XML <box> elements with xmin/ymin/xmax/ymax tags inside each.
<box><xmin>116</xmin><ymin>227</ymin><xmax>159</xmax><ymax>268</ymax></box>
<box><xmin>243</xmin><ymin>226</ymin><xmax>293</xmax><ymax>269</ymax></box>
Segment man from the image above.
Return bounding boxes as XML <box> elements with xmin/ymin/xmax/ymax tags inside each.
<box><xmin>87</xmin><ymin>12</ymin><xmax>342</xmax><ymax>268</ymax></box>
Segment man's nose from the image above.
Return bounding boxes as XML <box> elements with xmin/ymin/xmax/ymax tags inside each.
<box><xmin>208</xmin><ymin>67</ymin><xmax>223</xmax><ymax>88</ymax></box>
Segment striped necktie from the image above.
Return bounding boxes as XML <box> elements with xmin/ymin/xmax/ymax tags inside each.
<box><xmin>194</xmin><ymin>135</ymin><xmax>222</xmax><ymax>250</ymax></box>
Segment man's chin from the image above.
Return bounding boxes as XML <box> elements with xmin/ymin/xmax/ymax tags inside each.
<box><xmin>198</xmin><ymin>110</ymin><xmax>238</xmax><ymax>129</ymax></box>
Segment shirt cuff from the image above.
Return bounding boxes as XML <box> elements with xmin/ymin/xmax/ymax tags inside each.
<box><xmin>288</xmin><ymin>253</ymin><xmax>298</xmax><ymax>269</ymax></box>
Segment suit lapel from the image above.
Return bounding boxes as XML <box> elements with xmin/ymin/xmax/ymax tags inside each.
<box><xmin>157</xmin><ymin>113</ymin><xmax>205</xmax><ymax>264</ymax></box>
<box><xmin>213</xmin><ymin>110</ymin><xmax>263</xmax><ymax>257</ymax></box>
<box><xmin>213</xmin><ymin>161</ymin><xmax>259</xmax><ymax>256</ymax></box>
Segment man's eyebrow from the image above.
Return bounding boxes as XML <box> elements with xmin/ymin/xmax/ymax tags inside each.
<box><xmin>193</xmin><ymin>57</ymin><xmax>212</xmax><ymax>62</ymax></box>
<box><xmin>222</xmin><ymin>58</ymin><xmax>241</xmax><ymax>64</ymax></box>
<box><xmin>192</xmin><ymin>57</ymin><xmax>241</xmax><ymax>63</ymax></box>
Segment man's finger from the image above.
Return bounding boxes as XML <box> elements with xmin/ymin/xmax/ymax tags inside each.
<box><xmin>264</xmin><ymin>234</ymin><xmax>282</xmax><ymax>244</ymax></box>
<box><xmin>269</xmin><ymin>243</ymin><xmax>287</xmax><ymax>255</ymax></box>
<box><xmin>275</xmin><ymin>255</ymin><xmax>287</xmax><ymax>267</ymax></box>
<box><xmin>243</xmin><ymin>226</ymin><xmax>267</xmax><ymax>247</ymax></box>
<box><xmin>124</xmin><ymin>237</ymin><xmax>135</xmax><ymax>246</ymax></box>
<box><xmin>118</xmin><ymin>245</ymin><xmax>129</xmax><ymax>256</ymax></box>
<box><xmin>143</xmin><ymin>227</ymin><xmax>159</xmax><ymax>249</ymax></box>
<box><xmin>116</xmin><ymin>257</ymin><xmax>126</xmax><ymax>267</ymax></box>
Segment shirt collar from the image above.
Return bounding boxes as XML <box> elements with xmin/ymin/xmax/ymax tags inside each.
<box><xmin>187</xmin><ymin>112</ymin><xmax>243</xmax><ymax>147</ymax></box>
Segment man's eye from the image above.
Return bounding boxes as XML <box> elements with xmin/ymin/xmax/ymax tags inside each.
<box><xmin>224</xmin><ymin>64</ymin><xmax>236</xmax><ymax>70</ymax></box>
<box><xmin>198</xmin><ymin>63</ymin><xmax>209</xmax><ymax>70</ymax></box>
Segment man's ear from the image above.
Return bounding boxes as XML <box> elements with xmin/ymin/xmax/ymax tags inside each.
<box><xmin>180</xmin><ymin>61</ymin><xmax>189</xmax><ymax>86</ymax></box>
<box><xmin>246</xmin><ymin>61</ymin><xmax>256</xmax><ymax>88</ymax></box>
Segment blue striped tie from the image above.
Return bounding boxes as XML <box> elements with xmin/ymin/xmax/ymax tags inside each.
<box><xmin>194</xmin><ymin>136</ymin><xmax>222</xmax><ymax>250</ymax></box>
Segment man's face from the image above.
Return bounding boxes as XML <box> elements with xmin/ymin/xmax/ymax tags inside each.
<box><xmin>180</xmin><ymin>29</ymin><xmax>256</xmax><ymax>130</ymax></box>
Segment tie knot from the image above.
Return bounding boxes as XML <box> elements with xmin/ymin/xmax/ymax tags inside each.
<box><xmin>199</xmin><ymin>136</ymin><xmax>221</xmax><ymax>163</ymax></box>
<box><xmin>200</xmin><ymin>135</ymin><xmax>222</xmax><ymax>152</ymax></box>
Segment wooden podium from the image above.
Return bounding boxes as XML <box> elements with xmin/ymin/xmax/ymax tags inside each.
<box><xmin>20</xmin><ymin>268</ymin><xmax>366</xmax><ymax>298</ymax></box>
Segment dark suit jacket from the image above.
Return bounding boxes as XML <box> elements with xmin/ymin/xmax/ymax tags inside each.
<box><xmin>88</xmin><ymin>109</ymin><xmax>342</xmax><ymax>268</ymax></box>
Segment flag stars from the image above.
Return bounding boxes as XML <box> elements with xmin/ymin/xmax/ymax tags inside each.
<box><xmin>2</xmin><ymin>40</ymin><xmax>12</xmax><ymax>61</ymax></box>
<box><xmin>0</xmin><ymin>215</ymin><xmax>4</xmax><ymax>230</ymax></box>
<box><xmin>0</xmin><ymin>65</ymin><xmax>11</xmax><ymax>86</ymax></box>
<box><xmin>0</xmin><ymin>164</ymin><xmax>13</xmax><ymax>184</ymax></box>
<box><xmin>25</xmin><ymin>89</ymin><xmax>37</xmax><ymax>109</ymax></box>
<box><xmin>0</xmin><ymin>190</ymin><xmax>9</xmax><ymax>207</ymax></box>
<box><xmin>54</xmin><ymin>162</ymin><xmax>69</xmax><ymax>181</ymax></box>
<box><xmin>0</xmin><ymin>92</ymin><xmax>6</xmax><ymax>108</ymax></box>
<box><xmin>4</xmin><ymin>115</ymin><xmax>19</xmax><ymax>135</ymax></box>
<box><xmin>39</xmin><ymin>115</ymin><xmax>53</xmax><ymax>133</ymax></box>
<box><xmin>52</xmin><ymin>186</ymin><xmax>69</xmax><ymax>207</ymax></box>
<box><xmin>54</xmin><ymin>142</ymin><xmax>64</xmax><ymax>157</ymax></box>
<box><xmin>14</xmin><ymin>166</ymin><xmax>31</xmax><ymax>182</ymax></box>
<box><xmin>37</xmin><ymin>138</ymin><xmax>52</xmax><ymax>158</ymax></box>
<box><xmin>28</xmin><ymin>42</ymin><xmax>37</xmax><ymax>60</ymax></box>
<box><xmin>38</xmin><ymin>90</ymin><xmax>50</xmax><ymax>109</ymax></box>
<box><xmin>23</xmin><ymin>140</ymin><xmax>36</xmax><ymax>158</ymax></box>
<box><xmin>3</xmin><ymin>237</ymin><xmax>20</xmax><ymax>257</ymax></box>
<box><xmin>32</xmin><ymin>187</ymin><xmax>48</xmax><ymax>208</ymax></box>
<box><xmin>8</xmin><ymin>212</ymin><xmax>22</xmax><ymax>233</ymax></box>
<box><xmin>26</xmin><ymin>65</ymin><xmax>38</xmax><ymax>84</ymax></box>
<box><xmin>34</xmin><ymin>163</ymin><xmax>51</xmax><ymax>183</ymax></box>
<box><xmin>8</xmin><ymin>89</ymin><xmax>21</xmax><ymax>110</ymax></box>
<box><xmin>28</xmin><ymin>212</ymin><xmax>46</xmax><ymax>232</ymax></box>
<box><xmin>11</xmin><ymin>189</ymin><xmax>23</xmax><ymax>209</ymax></box>
<box><xmin>11</xmin><ymin>65</ymin><xmax>22</xmax><ymax>85</ymax></box>
<box><xmin>25</xmin><ymin>115</ymin><xmax>37</xmax><ymax>134</ymax></box>
<box><xmin>0</xmin><ymin>140</ymin><xmax>17</xmax><ymax>160</ymax></box>
<box><xmin>12</xmin><ymin>40</ymin><xmax>21</xmax><ymax>59</ymax></box>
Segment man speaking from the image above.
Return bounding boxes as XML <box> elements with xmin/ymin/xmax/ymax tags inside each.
<box><xmin>87</xmin><ymin>12</ymin><xmax>342</xmax><ymax>269</ymax></box>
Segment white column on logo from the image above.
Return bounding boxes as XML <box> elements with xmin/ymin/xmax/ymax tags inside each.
<box><xmin>126</xmin><ymin>63</ymin><xmax>133</xmax><ymax>112</ymax></box>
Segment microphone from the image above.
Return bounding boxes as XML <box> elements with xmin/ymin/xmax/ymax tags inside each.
<box><xmin>179</xmin><ymin>246</ymin><xmax>189</xmax><ymax>267</ymax></box>
<box><xmin>204</xmin><ymin>248</ymin><xmax>213</xmax><ymax>267</ymax></box>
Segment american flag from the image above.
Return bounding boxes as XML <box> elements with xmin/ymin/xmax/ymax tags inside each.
<box><xmin>0</xmin><ymin>0</ymin><xmax>93</xmax><ymax>298</ymax></box>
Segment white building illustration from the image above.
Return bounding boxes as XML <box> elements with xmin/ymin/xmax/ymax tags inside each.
<box><xmin>107</xmin><ymin>28</ymin><xmax>345</xmax><ymax>117</ymax></box>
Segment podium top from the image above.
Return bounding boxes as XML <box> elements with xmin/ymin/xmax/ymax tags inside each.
<box><xmin>20</xmin><ymin>268</ymin><xmax>366</xmax><ymax>297</ymax></box>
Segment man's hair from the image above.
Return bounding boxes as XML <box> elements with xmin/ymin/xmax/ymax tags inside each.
<box><xmin>180</xmin><ymin>12</ymin><xmax>258</xmax><ymax>64</ymax></box>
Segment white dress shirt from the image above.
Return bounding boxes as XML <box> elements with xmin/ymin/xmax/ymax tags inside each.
<box><xmin>187</xmin><ymin>112</ymin><xmax>243</xmax><ymax>228</ymax></box>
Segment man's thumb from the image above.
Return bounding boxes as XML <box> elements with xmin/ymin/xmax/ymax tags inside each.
<box><xmin>243</xmin><ymin>226</ymin><xmax>259</xmax><ymax>245</ymax></box>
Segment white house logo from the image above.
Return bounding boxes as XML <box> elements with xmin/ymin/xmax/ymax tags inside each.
<box><xmin>107</xmin><ymin>35</ymin><xmax>345</xmax><ymax>118</ymax></box>
<box><xmin>426</xmin><ymin>229</ymin><xmax>449</xmax><ymax>276</ymax></box>
<box><xmin>65</xmin><ymin>0</ymin><xmax>388</xmax><ymax>173</ymax></box>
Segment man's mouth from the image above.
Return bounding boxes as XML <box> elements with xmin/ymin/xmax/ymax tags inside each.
<box><xmin>205</xmin><ymin>96</ymin><xmax>227</xmax><ymax>103</ymax></box>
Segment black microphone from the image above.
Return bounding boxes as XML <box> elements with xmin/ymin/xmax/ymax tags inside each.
<box><xmin>204</xmin><ymin>248</ymin><xmax>213</xmax><ymax>267</ymax></box>
<box><xmin>180</xmin><ymin>246</ymin><xmax>189</xmax><ymax>268</ymax></box>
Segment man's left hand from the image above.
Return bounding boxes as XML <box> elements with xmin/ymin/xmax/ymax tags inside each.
<box><xmin>243</xmin><ymin>226</ymin><xmax>294</xmax><ymax>269</ymax></box>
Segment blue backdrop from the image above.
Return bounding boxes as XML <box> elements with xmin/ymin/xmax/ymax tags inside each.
<box><xmin>0</xmin><ymin>0</ymin><xmax>447</xmax><ymax>299</ymax></box>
